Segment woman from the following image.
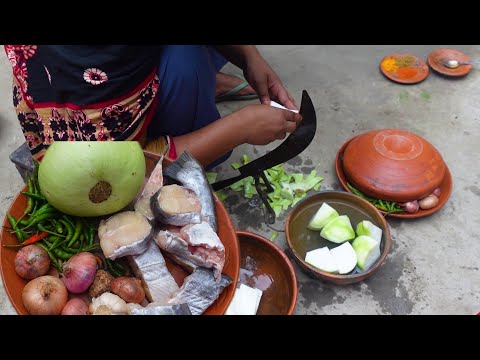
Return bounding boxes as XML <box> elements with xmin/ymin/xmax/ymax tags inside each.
<box><xmin>5</xmin><ymin>45</ymin><xmax>302</xmax><ymax>168</ymax></box>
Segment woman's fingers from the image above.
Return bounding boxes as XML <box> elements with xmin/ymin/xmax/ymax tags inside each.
<box><xmin>283</xmin><ymin>110</ymin><xmax>303</xmax><ymax>135</ymax></box>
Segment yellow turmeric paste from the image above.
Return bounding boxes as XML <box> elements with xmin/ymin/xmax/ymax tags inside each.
<box><xmin>382</xmin><ymin>58</ymin><xmax>398</xmax><ymax>72</ymax></box>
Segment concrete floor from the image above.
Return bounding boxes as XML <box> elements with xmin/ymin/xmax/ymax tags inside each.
<box><xmin>1</xmin><ymin>45</ymin><xmax>479</xmax><ymax>315</ymax></box>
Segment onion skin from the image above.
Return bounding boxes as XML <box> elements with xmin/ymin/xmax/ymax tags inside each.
<box><xmin>15</xmin><ymin>245</ymin><xmax>50</xmax><ymax>280</ymax></box>
<box><xmin>61</xmin><ymin>298</ymin><xmax>89</xmax><ymax>315</ymax></box>
<box><xmin>418</xmin><ymin>195</ymin><xmax>439</xmax><ymax>210</ymax></box>
<box><xmin>403</xmin><ymin>200</ymin><xmax>419</xmax><ymax>213</ymax></box>
<box><xmin>22</xmin><ymin>275</ymin><xmax>68</xmax><ymax>315</ymax></box>
<box><xmin>111</xmin><ymin>277</ymin><xmax>145</xmax><ymax>304</ymax></box>
<box><xmin>62</xmin><ymin>252</ymin><xmax>97</xmax><ymax>294</ymax></box>
<box><xmin>433</xmin><ymin>188</ymin><xmax>441</xmax><ymax>197</ymax></box>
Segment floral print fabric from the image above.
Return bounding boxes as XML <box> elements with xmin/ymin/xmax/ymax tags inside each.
<box><xmin>5</xmin><ymin>45</ymin><xmax>165</xmax><ymax>159</ymax></box>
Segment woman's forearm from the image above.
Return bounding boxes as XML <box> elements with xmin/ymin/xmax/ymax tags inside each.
<box><xmin>172</xmin><ymin>111</ymin><xmax>247</xmax><ymax>167</ymax></box>
<box><xmin>212</xmin><ymin>45</ymin><xmax>260</xmax><ymax>70</ymax></box>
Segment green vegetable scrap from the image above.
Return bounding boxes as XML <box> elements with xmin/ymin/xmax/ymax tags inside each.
<box><xmin>206</xmin><ymin>172</ymin><xmax>217</xmax><ymax>184</ymax></box>
<box><xmin>420</xmin><ymin>90</ymin><xmax>431</xmax><ymax>101</ymax></box>
<box><xmin>270</xmin><ymin>231</ymin><xmax>279</xmax><ymax>242</ymax></box>
<box><xmin>206</xmin><ymin>155</ymin><xmax>324</xmax><ymax>218</ymax></box>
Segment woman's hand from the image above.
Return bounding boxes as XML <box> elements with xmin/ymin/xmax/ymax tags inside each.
<box><xmin>243</xmin><ymin>52</ymin><xmax>298</xmax><ymax>110</ymax></box>
<box><xmin>171</xmin><ymin>104</ymin><xmax>302</xmax><ymax>167</ymax></box>
<box><xmin>240</xmin><ymin>104</ymin><xmax>303</xmax><ymax>145</ymax></box>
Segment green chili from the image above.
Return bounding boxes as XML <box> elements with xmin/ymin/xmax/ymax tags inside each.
<box><xmin>62</xmin><ymin>215</ymin><xmax>75</xmax><ymax>229</ymax></box>
<box><xmin>38</xmin><ymin>242</ymin><xmax>59</xmax><ymax>268</ymax></box>
<box><xmin>106</xmin><ymin>259</ymin><xmax>122</xmax><ymax>277</ymax></box>
<box><xmin>67</xmin><ymin>219</ymin><xmax>82</xmax><ymax>247</ymax></box>
<box><xmin>59</xmin><ymin>219</ymin><xmax>74</xmax><ymax>244</ymax></box>
<box><xmin>52</xmin><ymin>247</ymin><xmax>73</xmax><ymax>260</ymax></box>
<box><xmin>7</xmin><ymin>213</ymin><xmax>26</xmax><ymax>242</ymax></box>
<box><xmin>37</xmin><ymin>223</ymin><xmax>66</xmax><ymax>238</ymax></box>
<box><xmin>89</xmin><ymin>225</ymin><xmax>95</xmax><ymax>246</ymax></box>
<box><xmin>48</xmin><ymin>236</ymin><xmax>62</xmax><ymax>250</ymax></box>
<box><xmin>21</xmin><ymin>192</ymin><xmax>46</xmax><ymax>201</ymax></box>
<box><xmin>32</xmin><ymin>158</ymin><xmax>40</xmax><ymax>192</ymax></box>
<box><xmin>21</xmin><ymin>176</ymin><xmax>35</xmax><ymax>218</ymax></box>
<box><xmin>54</xmin><ymin>221</ymin><xmax>64</xmax><ymax>234</ymax></box>
<box><xmin>20</xmin><ymin>212</ymin><xmax>61</xmax><ymax>230</ymax></box>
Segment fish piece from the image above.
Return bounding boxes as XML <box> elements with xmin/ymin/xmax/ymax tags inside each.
<box><xmin>155</xmin><ymin>221</ymin><xmax>225</xmax><ymax>279</ymax></box>
<box><xmin>134</xmin><ymin>156</ymin><xmax>164</xmax><ymax>221</ymax></box>
<box><xmin>151</xmin><ymin>184</ymin><xmax>202</xmax><ymax>226</ymax></box>
<box><xmin>128</xmin><ymin>302</ymin><xmax>191</xmax><ymax>315</ymax></box>
<box><xmin>168</xmin><ymin>267</ymin><xmax>232</xmax><ymax>315</ymax></box>
<box><xmin>99</xmin><ymin>211</ymin><xmax>152</xmax><ymax>260</ymax></box>
<box><xmin>128</xmin><ymin>240</ymin><xmax>180</xmax><ymax>304</ymax></box>
<box><xmin>163</xmin><ymin>151</ymin><xmax>218</xmax><ymax>232</ymax></box>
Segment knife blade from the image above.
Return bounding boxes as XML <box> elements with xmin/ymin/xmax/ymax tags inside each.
<box><xmin>212</xmin><ymin>90</ymin><xmax>317</xmax><ymax>191</ymax></box>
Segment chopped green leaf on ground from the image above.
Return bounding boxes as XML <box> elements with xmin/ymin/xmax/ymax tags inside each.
<box><xmin>270</xmin><ymin>231</ymin><xmax>279</xmax><ymax>242</ymax></box>
<box><xmin>208</xmin><ymin>155</ymin><xmax>324</xmax><ymax>215</ymax></box>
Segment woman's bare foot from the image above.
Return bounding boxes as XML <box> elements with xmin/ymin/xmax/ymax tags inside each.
<box><xmin>215</xmin><ymin>72</ymin><xmax>257</xmax><ymax>97</ymax></box>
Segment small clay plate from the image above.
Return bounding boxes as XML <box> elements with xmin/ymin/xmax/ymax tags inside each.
<box><xmin>428</xmin><ymin>48</ymin><xmax>472</xmax><ymax>77</ymax></box>
<box><xmin>335</xmin><ymin>135</ymin><xmax>453</xmax><ymax>219</ymax></box>
<box><xmin>236</xmin><ymin>231</ymin><xmax>297</xmax><ymax>315</ymax></box>
<box><xmin>380</xmin><ymin>53</ymin><xmax>429</xmax><ymax>84</ymax></box>
<box><xmin>285</xmin><ymin>191</ymin><xmax>391</xmax><ymax>285</ymax></box>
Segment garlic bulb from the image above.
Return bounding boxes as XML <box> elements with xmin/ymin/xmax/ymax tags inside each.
<box><xmin>89</xmin><ymin>292</ymin><xmax>129</xmax><ymax>315</ymax></box>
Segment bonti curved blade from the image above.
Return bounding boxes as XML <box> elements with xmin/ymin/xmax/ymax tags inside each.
<box><xmin>212</xmin><ymin>90</ymin><xmax>317</xmax><ymax>191</ymax></box>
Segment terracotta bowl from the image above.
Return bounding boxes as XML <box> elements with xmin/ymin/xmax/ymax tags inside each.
<box><xmin>342</xmin><ymin>129</ymin><xmax>446</xmax><ymax>203</ymax></box>
<box><xmin>285</xmin><ymin>191</ymin><xmax>391</xmax><ymax>285</ymax></box>
<box><xmin>0</xmin><ymin>150</ymin><xmax>239</xmax><ymax>315</ymax></box>
<box><xmin>236</xmin><ymin>231</ymin><xmax>297</xmax><ymax>315</ymax></box>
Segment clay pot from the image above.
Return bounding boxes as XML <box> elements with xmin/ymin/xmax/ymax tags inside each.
<box><xmin>342</xmin><ymin>129</ymin><xmax>446</xmax><ymax>203</ymax></box>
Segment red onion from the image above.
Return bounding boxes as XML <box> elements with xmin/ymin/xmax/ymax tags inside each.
<box><xmin>22</xmin><ymin>275</ymin><xmax>68</xmax><ymax>315</ymax></box>
<box><xmin>15</xmin><ymin>244</ymin><xmax>50</xmax><ymax>280</ymax></box>
<box><xmin>61</xmin><ymin>298</ymin><xmax>89</xmax><ymax>315</ymax></box>
<box><xmin>433</xmin><ymin>187</ymin><xmax>441</xmax><ymax>197</ymax></box>
<box><xmin>403</xmin><ymin>200</ymin><xmax>419</xmax><ymax>213</ymax></box>
<box><xmin>61</xmin><ymin>252</ymin><xmax>97</xmax><ymax>293</ymax></box>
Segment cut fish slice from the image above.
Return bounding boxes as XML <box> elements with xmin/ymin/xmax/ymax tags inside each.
<box><xmin>151</xmin><ymin>184</ymin><xmax>202</xmax><ymax>226</ymax></box>
<box><xmin>155</xmin><ymin>221</ymin><xmax>225</xmax><ymax>279</ymax></box>
<box><xmin>163</xmin><ymin>152</ymin><xmax>218</xmax><ymax>232</ymax></box>
<box><xmin>134</xmin><ymin>156</ymin><xmax>164</xmax><ymax>221</ymax></box>
<box><xmin>128</xmin><ymin>302</ymin><xmax>191</xmax><ymax>315</ymax></box>
<box><xmin>128</xmin><ymin>240</ymin><xmax>180</xmax><ymax>304</ymax></box>
<box><xmin>99</xmin><ymin>211</ymin><xmax>152</xmax><ymax>260</ymax></box>
<box><xmin>168</xmin><ymin>267</ymin><xmax>232</xmax><ymax>315</ymax></box>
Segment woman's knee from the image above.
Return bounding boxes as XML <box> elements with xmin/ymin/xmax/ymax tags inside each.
<box><xmin>158</xmin><ymin>45</ymin><xmax>215</xmax><ymax>86</ymax></box>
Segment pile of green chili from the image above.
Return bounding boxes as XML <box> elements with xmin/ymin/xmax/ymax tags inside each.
<box><xmin>346</xmin><ymin>183</ymin><xmax>404</xmax><ymax>214</ymax></box>
<box><xmin>5</xmin><ymin>159</ymin><xmax>104</xmax><ymax>270</ymax></box>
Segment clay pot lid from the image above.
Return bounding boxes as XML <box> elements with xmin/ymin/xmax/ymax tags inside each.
<box><xmin>428</xmin><ymin>48</ymin><xmax>472</xmax><ymax>77</ymax></box>
<box><xmin>342</xmin><ymin>129</ymin><xmax>446</xmax><ymax>203</ymax></box>
<box><xmin>379</xmin><ymin>53</ymin><xmax>429</xmax><ymax>84</ymax></box>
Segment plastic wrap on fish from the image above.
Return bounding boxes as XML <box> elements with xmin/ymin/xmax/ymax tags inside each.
<box><xmin>99</xmin><ymin>211</ymin><xmax>152</xmax><ymax>260</ymax></box>
<box><xmin>168</xmin><ymin>267</ymin><xmax>232</xmax><ymax>315</ymax></box>
<box><xmin>163</xmin><ymin>152</ymin><xmax>218</xmax><ymax>232</ymax></box>
<box><xmin>135</xmin><ymin>156</ymin><xmax>164</xmax><ymax>221</ymax></box>
<box><xmin>128</xmin><ymin>302</ymin><xmax>191</xmax><ymax>315</ymax></box>
<box><xmin>151</xmin><ymin>184</ymin><xmax>203</xmax><ymax>226</ymax></box>
<box><xmin>128</xmin><ymin>240</ymin><xmax>180</xmax><ymax>304</ymax></box>
<box><xmin>155</xmin><ymin>221</ymin><xmax>225</xmax><ymax>279</ymax></box>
